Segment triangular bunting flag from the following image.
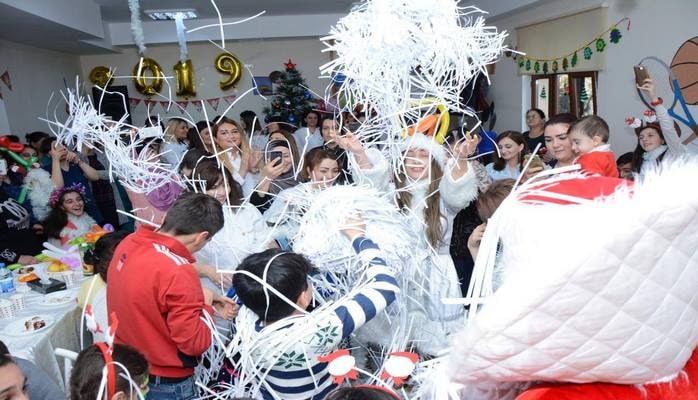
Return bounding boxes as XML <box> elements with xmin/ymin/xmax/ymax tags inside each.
<box><xmin>223</xmin><ymin>95</ymin><xmax>236</xmax><ymax>104</ymax></box>
<box><xmin>160</xmin><ymin>101</ymin><xmax>171</xmax><ymax>112</ymax></box>
<box><xmin>143</xmin><ymin>99</ymin><xmax>157</xmax><ymax>111</ymax></box>
<box><xmin>0</xmin><ymin>71</ymin><xmax>12</xmax><ymax>91</ymax></box>
<box><xmin>192</xmin><ymin>101</ymin><xmax>204</xmax><ymax>113</ymax></box>
<box><xmin>207</xmin><ymin>98</ymin><xmax>220</xmax><ymax>111</ymax></box>
<box><xmin>128</xmin><ymin>98</ymin><xmax>141</xmax><ymax>109</ymax></box>
<box><xmin>176</xmin><ymin>101</ymin><xmax>189</xmax><ymax>110</ymax></box>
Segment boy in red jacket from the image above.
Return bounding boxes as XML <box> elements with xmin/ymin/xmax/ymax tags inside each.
<box><xmin>107</xmin><ymin>192</ymin><xmax>232</xmax><ymax>399</ymax></box>
<box><xmin>569</xmin><ymin>115</ymin><xmax>619</xmax><ymax>178</ymax></box>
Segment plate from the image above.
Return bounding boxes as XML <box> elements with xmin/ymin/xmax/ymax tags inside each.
<box><xmin>3</xmin><ymin>315</ymin><xmax>54</xmax><ymax>336</ymax></box>
<box><xmin>36</xmin><ymin>291</ymin><xmax>76</xmax><ymax>307</ymax></box>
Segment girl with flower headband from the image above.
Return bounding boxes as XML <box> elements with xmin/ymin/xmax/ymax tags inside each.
<box><xmin>43</xmin><ymin>183</ymin><xmax>96</xmax><ymax>246</ymax></box>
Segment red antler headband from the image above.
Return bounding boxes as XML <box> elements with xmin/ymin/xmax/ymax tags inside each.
<box><xmin>95</xmin><ymin>342</ymin><xmax>117</xmax><ymax>399</ymax></box>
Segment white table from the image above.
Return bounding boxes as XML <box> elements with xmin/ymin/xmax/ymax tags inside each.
<box><xmin>0</xmin><ymin>286</ymin><xmax>87</xmax><ymax>390</ymax></box>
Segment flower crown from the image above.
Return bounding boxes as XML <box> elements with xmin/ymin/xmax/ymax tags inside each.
<box><xmin>49</xmin><ymin>183</ymin><xmax>86</xmax><ymax>207</ymax></box>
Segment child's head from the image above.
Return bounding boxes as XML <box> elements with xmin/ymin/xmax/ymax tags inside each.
<box><xmin>0</xmin><ymin>352</ymin><xmax>27</xmax><ymax>400</ymax></box>
<box><xmin>302</xmin><ymin>147</ymin><xmax>341</xmax><ymax>186</ymax></box>
<box><xmin>233</xmin><ymin>249</ymin><xmax>313</xmax><ymax>322</ymax></box>
<box><xmin>70</xmin><ymin>343</ymin><xmax>148</xmax><ymax>400</ymax></box>
<box><xmin>85</xmin><ymin>231</ymin><xmax>130</xmax><ymax>283</ymax></box>
<box><xmin>616</xmin><ymin>152</ymin><xmax>634</xmax><ymax>180</ymax></box>
<box><xmin>476</xmin><ymin>179</ymin><xmax>515</xmax><ymax>221</ymax></box>
<box><xmin>568</xmin><ymin>115</ymin><xmax>609</xmax><ymax>155</ymax></box>
<box><xmin>324</xmin><ymin>386</ymin><xmax>400</xmax><ymax>400</ymax></box>
<box><xmin>178</xmin><ymin>148</ymin><xmax>210</xmax><ymax>179</ymax></box>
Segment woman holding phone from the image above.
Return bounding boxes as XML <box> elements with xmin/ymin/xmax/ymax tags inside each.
<box><xmin>249</xmin><ymin>139</ymin><xmax>300</xmax><ymax>213</ymax></box>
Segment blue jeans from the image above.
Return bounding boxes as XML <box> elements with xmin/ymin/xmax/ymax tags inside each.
<box><xmin>147</xmin><ymin>375</ymin><xmax>197</xmax><ymax>400</ymax></box>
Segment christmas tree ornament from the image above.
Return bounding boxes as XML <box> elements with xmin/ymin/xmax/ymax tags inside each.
<box><xmin>562</xmin><ymin>57</ymin><xmax>569</xmax><ymax>71</ymax></box>
<box><xmin>552</xmin><ymin>60</ymin><xmax>559</xmax><ymax>73</ymax></box>
<box><xmin>542</xmin><ymin>61</ymin><xmax>549</xmax><ymax>74</ymax></box>
<box><xmin>284</xmin><ymin>59</ymin><xmax>297</xmax><ymax>70</ymax></box>
<box><xmin>571</xmin><ymin>51</ymin><xmax>579</xmax><ymax>67</ymax></box>
<box><xmin>534</xmin><ymin>61</ymin><xmax>540</xmax><ymax>73</ymax></box>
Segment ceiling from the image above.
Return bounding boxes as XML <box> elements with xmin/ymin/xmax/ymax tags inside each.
<box><xmin>0</xmin><ymin>0</ymin><xmax>543</xmax><ymax>55</ymax></box>
<box><xmin>95</xmin><ymin>0</ymin><xmax>359</xmax><ymax>22</ymax></box>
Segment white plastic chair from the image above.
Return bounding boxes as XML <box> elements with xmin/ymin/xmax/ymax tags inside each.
<box><xmin>54</xmin><ymin>348</ymin><xmax>78</xmax><ymax>390</ymax></box>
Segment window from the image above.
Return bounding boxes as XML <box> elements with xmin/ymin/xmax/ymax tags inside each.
<box><xmin>531</xmin><ymin>71</ymin><xmax>597</xmax><ymax>118</ymax></box>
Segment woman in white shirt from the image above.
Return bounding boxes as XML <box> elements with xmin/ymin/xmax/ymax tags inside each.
<box><xmin>211</xmin><ymin>117</ymin><xmax>261</xmax><ymax>196</ymax></box>
<box><xmin>485</xmin><ymin>131</ymin><xmax>528</xmax><ymax>181</ymax></box>
<box><xmin>160</xmin><ymin>117</ymin><xmax>189</xmax><ymax>170</ymax></box>
<box><xmin>293</xmin><ymin>110</ymin><xmax>323</xmax><ymax>154</ymax></box>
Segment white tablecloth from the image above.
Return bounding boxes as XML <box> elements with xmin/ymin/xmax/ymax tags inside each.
<box><xmin>0</xmin><ymin>287</ymin><xmax>89</xmax><ymax>390</ymax></box>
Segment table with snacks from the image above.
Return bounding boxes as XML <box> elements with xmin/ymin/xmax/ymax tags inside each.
<box><xmin>0</xmin><ymin>262</ymin><xmax>89</xmax><ymax>390</ymax></box>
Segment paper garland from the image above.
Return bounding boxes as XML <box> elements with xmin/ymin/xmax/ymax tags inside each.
<box><xmin>126</xmin><ymin>95</ymin><xmax>237</xmax><ymax>113</ymax></box>
<box><xmin>515</xmin><ymin>17</ymin><xmax>630</xmax><ymax>73</ymax></box>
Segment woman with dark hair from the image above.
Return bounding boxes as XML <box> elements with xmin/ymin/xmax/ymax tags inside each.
<box><xmin>523</xmin><ymin>108</ymin><xmax>547</xmax><ymax>156</ymax></box>
<box><xmin>319</xmin><ymin>116</ymin><xmax>353</xmax><ymax>183</ymax></box>
<box><xmin>187</xmin><ymin>120</ymin><xmax>215</xmax><ymax>153</ymax></box>
<box><xmin>293</xmin><ymin>110</ymin><xmax>322</xmax><ymax>153</ymax></box>
<box><xmin>0</xmin><ymin>185</ymin><xmax>42</xmax><ymax>265</ymax></box>
<box><xmin>189</xmin><ymin>160</ymin><xmax>273</xmax><ymax>290</ymax></box>
<box><xmin>264</xmin><ymin>147</ymin><xmax>342</xmax><ymax>244</ymax></box>
<box><xmin>250</xmin><ymin>139</ymin><xmax>301</xmax><ymax>213</ymax></box>
<box><xmin>543</xmin><ymin>113</ymin><xmax>578</xmax><ymax>168</ymax></box>
<box><xmin>485</xmin><ymin>131</ymin><xmax>528</xmax><ymax>181</ymax></box>
<box><xmin>70</xmin><ymin>343</ymin><xmax>148</xmax><ymax>400</ymax></box>
<box><xmin>631</xmin><ymin>76</ymin><xmax>686</xmax><ymax>179</ymax></box>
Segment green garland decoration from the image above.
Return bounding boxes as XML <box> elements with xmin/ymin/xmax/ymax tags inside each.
<box><xmin>515</xmin><ymin>17</ymin><xmax>629</xmax><ymax>73</ymax></box>
<box><xmin>595</xmin><ymin>38</ymin><xmax>606</xmax><ymax>52</ymax></box>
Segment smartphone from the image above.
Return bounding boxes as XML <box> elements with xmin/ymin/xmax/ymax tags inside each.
<box><xmin>634</xmin><ymin>65</ymin><xmax>650</xmax><ymax>86</ymax></box>
<box><xmin>0</xmin><ymin>159</ymin><xmax>6</xmax><ymax>176</ymax></box>
<box><xmin>267</xmin><ymin>150</ymin><xmax>283</xmax><ymax>164</ymax></box>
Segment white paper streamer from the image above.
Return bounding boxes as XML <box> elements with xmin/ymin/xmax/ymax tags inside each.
<box><xmin>128</xmin><ymin>0</ymin><xmax>146</xmax><ymax>55</ymax></box>
<box><xmin>174</xmin><ymin>13</ymin><xmax>188</xmax><ymax>62</ymax></box>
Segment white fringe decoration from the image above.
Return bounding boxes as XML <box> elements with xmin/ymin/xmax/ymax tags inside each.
<box><xmin>128</xmin><ymin>0</ymin><xmax>146</xmax><ymax>55</ymax></box>
<box><xmin>174</xmin><ymin>13</ymin><xmax>188</xmax><ymax>62</ymax></box>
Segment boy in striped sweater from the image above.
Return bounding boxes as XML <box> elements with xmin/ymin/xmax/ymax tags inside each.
<box><xmin>232</xmin><ymin>217</ymin><xmax>400</xmax><ymax>400</ymax></box>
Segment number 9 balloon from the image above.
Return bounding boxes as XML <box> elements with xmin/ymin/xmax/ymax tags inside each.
<box><xmin>132</xmin><ymin>58</ymin><xmax>164</xmax><ymax>96</ymax></box>
<box><xmin>173</xmin><ymin>59</ymin><xmax>197</xmax><ymax>98</ymax></box>
<box><xmin>215</xmin><ymin>52</ymin><xmax>243</xmax><ymax>90</ymax></box>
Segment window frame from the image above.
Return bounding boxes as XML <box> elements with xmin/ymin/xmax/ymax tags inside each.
<box><xmin>531</xmin><ymin>71</ymin><xmax>598</xmax><ymax>118</ymax></box>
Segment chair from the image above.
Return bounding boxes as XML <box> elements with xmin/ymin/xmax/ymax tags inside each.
<box><xmin>54</xmin><ymin>347</ymin><xmax>78</xmax><ymax>390</ymax></box>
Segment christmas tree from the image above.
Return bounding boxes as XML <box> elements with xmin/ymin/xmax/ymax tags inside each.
<box><xmin>263</xmin><ymin>59</ymin><xmax>314</xmax><ymax>126</ymax></box>
<box><xmin>540</xmin><ymin>87</ymin><xmax>547</xmax><ymax>99</ymax></box>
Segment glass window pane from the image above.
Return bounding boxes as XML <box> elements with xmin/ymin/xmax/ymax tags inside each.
<box><xmin>572</xmin><ymin>75</ymin><xmax>595</xmax><ymax>117</ymax></box>
<box><xmin>534</xmin><ymin>78</ymin><xmax>549</xmax><ymax>116</ymax></box>
<box><xmin>557</xmin><ymin>75</ymin><xmax>570</xmax><ymax>114</ymax></box>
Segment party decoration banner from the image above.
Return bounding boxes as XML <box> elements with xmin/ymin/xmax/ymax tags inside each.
<box><xmin>514</xmin><ymin>17</ymin><xmax>630</xmax><ymax>75</ymax></box>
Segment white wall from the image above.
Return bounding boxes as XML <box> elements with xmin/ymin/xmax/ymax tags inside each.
<box><xmin>0</xmin><ymin>38</ymin><xmax>81</xmax><ymax>137</ymax></box>
<box><xmin>488</xmin><ymin>0</ymin><xmax>698</xmax><ymax>154</ymax></box>
<box><xmin>79</xmin><ymin>37</ymin><xmax>332</xmax><ymax>127</ymax></box>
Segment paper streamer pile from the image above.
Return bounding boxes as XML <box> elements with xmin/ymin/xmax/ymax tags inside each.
<box><xmin>321</xmin><ymin>0</ymin><xmax>506</xmax><ymax>167</ymax></box>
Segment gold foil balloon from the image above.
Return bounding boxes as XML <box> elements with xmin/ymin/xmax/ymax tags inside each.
<box><xmin>215</xmin><ymin>52</ymin><xmax>242</xmax><ymax>90</ymax></box>
<box><xmin>89</xmin><ymin>66</ymin><xmax>113</xmax><ymax>87</ymax></box>
<box><xmin>132</xmin><ymin>58</ymin><xmax>164</xmax><ymax>96</ymax></box>
<box><xmin>173</xmin><ymin>59</ymin><xmax>196</xmax><ymax>98</ymax></box>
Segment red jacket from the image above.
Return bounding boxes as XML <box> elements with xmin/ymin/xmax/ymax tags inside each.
<box><xmin>107</xmin><ymin>226</ymin><xmax>213</xmax><ymax>378</ymax></box>
<box><xmin>576</xmin><ymin>150</ymin><xmax>619</xmax><ymax>178</ymax></box>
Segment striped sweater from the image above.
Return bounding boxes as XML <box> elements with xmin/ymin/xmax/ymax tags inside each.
<box><xmin>238</xmin><ymin>237</ymin><xmax>399</xmax><ymax>400</ymax></box>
